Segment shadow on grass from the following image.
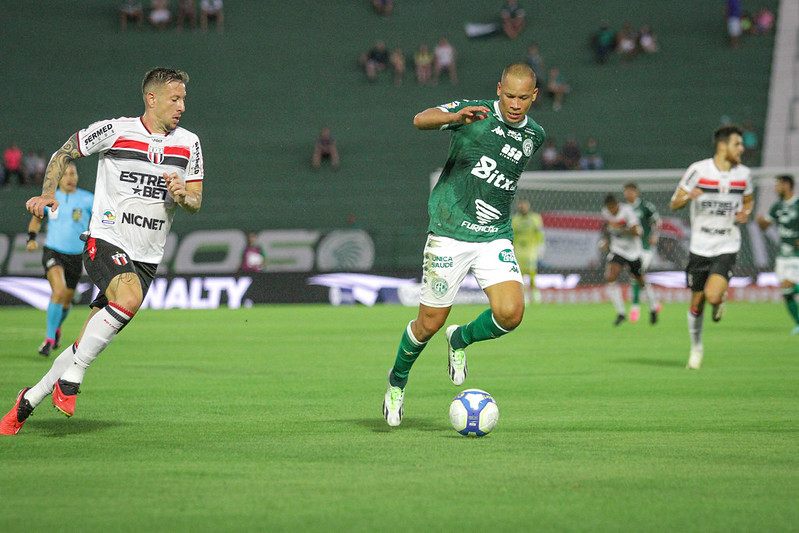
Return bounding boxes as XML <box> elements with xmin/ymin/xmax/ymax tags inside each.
<box><xmin>28</xmin><ymin>418</ymin><xmax>126</xmax><ymax>437</ymax></box>
<box><xmin>617</xmin><ymin>357</ymin><xmax>685</xmax><ymax>368</ymax></box>
<box><xmin>354</xmin><ymin>417</ymin><xmax>450</xmax><ymax>434</ymax></box>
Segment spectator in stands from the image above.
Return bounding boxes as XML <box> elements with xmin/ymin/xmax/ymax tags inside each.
<box><xmin>361</xmin><ymin>40</ymin><xmax>389</xmax><ymax>83</ymax></box>
<box><xmin>540</xmin><ymin>139</ymin><xmax>560</xmax><ymax>170</ymax></box>
<box><xmin>312</xmin><ymin>127</ymin><xmax>340</xmax><ymax>171</ymax></box>
<box><xmin>176</xmin><ymin>0</ymin><xmax>197</xmax><ymax>31</ymax></box>
<box><xmin>200</xmin><ymin>0</ymin><xmax>223</xmax><ymax>32</ymax></box>
<box><xmin>501</xmin><ymin>0</ymin><xmax>526</xmax><ymax>40</ymax></box>
<box><xmin>241</xmin><ymin>232</ymin><xmax>267</xmax><ymax>273</ymax></box>
<box><xmin>372</xmin><ymin>0</ymin><xmax>393</xmax><ymax>17</ymax></box>
<box><xmin>615</xmin><ymin>23</ymin><xmax>638</xmax><ymax>62</ymax></box>
<box><xmin>414</xmin><ymin>44</ymin><xmax>433</xmax><ymax>85</ymax></box>
<box><xmin>580</xmin><ymin>137</ymin><xmax>605</xmax><ymax>170</ymax></box>
<box><xmin>742</xmin><ymin>121</ymin><xmax>759</xmax><ymax>163</ymax></box>
<box><xmin>754</xmin><ymin>5</ymin><xmax>774</xmax><ymax>35</ymax></box>
<box><xmin>638</xmin><ymin>25</ymin><xmax>659</xmax><ymax>54</ymax></box>
<box><xmin>4</xmin><ymin>141</ymin><xmax>25</xmax><ymax>186</ymax></box>
<box><xmin>726</xmin><ymin>0</ymin><xmax>743</xmax><ymax>48</ymax></box>
<box><xmin>390</xmin><ymin>47</ymin><xmax>407</xmax><ymax>86</ymax></box>
<box><xmin>525</xmin><ymin>43</ymin><xmax>545</xmax><ymax>91</ymax></box>
<box><xmin>433</xmin><ymin>37</ymin><xmax>457</xmax><ymax>85</ymax></box>
<box><xmin>24</xmin><ymin>150</ymin><xmax>46</xmax><ymax>186</ymax></box>
<box><xmin>560</xmin><ymin>137</ymin><xmax>582</xmax><ymax>170</ymax></box>
<box><xmin>546</xmin><ymin>66</ymin><xmax>570</xmax><ymax>111</ymax></box>
<box><xmin>592</xmin><ymin>22</ymin><xmax>616</xmax><ymax>64</ymax></box>
<box><xmin>120</xmin><ymin>0</ymin><xmax>144</xmax><ymax>31</ymax></box>
<box><xmin>149</xmin><ymin>0</ymin><xmax>172</xmax><ymax>31</ymax></box>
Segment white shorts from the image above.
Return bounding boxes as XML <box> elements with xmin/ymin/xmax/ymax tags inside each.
<box><xmin>420</xmin><ymin>234</ymin><xmax>523</xmax><ymax>308</ymax></box>
<box><xmin>728</xmin><ymin>17</ymin><xmax>742</xmax><ymax>37</ymax></box>
<box><xmin>775</xmin><ymin>257</ymin><xmax>799</xmax><ymax>285</ymax></box>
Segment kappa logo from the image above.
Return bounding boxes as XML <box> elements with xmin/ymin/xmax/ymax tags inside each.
<box><xmin>148</xmin><ymin>144</ymin><xmax>165</xmax><ymax>164</ymax></box>
<box><xmin>491</xmin><ymin>126</ymin><xmax>506</xmax><ymax>137</ymax></box>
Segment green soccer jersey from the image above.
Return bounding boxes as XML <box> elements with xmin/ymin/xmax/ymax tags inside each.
<box><xmin>767</xmin><ymin>195</ymin><xmax>799</xmax><ymax>258</ymax></box>
<box><xmin>628</xmin><ymin>197</ymin><xmax>660</xmax><ymax>250</ymax></box>
<box><xmin>427</xmin><ymin>99</ymin><xmax>545</xmax><ymax>242</ymax></box>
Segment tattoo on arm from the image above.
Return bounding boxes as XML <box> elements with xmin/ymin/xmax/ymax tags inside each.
<box><xmin>41</xmin><ymin>134</ymin><xmax>82</xmax><ymax>196</ymax></box>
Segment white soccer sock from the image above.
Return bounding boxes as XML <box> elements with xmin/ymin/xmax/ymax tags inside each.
<box><xmin>60</xmin><ymin>304</ymin><xmax>133</xmax><ymax>385</ymax></box>
<box><xmin>643</xmin><ymin>282</ymin><xmax>659</xmax><ymax>309</ymax></box>
<box><xmin>687</xmin><ymin>309</ymin><xmax>704</xmax><ymax>347</ymax></box>
<box><xmin>24</xmin><ymin>344</ymin><xmax>78</xmax><ymax>408</ymax></box>
<box><xmin>606</xmin><ymin>282</ymin><xmax>625</xmax><ymax>315</ymax></box>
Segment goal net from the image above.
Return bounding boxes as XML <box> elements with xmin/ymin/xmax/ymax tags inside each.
<box><xmin>509</xmin><ymin>166</ymin><xmax>798</xmax><ymax>300</ymax></box>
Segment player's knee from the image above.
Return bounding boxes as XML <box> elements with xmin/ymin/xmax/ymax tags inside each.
<box><xmin>415</xmin><ymin>315</ymin><xmax>446</xmax><ymax>341</ymax></box>
<box><xmin>51</xmin><ymin>286</ymin><xmax>70</xmax><ymax>304</ymax></box>
<box><xmin>704</xmin><ymin>289</ymin><xmax>724</xmax><ymax>306</ymax></box>
<box><xmin>493</xmin><ymin>303</ymin><xmax>524</xmax><ymax>331</ymax></box>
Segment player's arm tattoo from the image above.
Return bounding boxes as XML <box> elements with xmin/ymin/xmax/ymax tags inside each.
<box><xmin>41</xmin><ymin>134</ymin><xmax>82</xmax><ymax>196</ymax></box>
<box><xmin>178</xmin><ymin>184</ymin><xmax>203</xmax><ymax>214</ymax></box>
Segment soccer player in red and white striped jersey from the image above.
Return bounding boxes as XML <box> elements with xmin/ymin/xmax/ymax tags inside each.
<box><xmin>670</xmin><ymin>125</ymin><xmax>753</xmax><ymax>369</ymax></box>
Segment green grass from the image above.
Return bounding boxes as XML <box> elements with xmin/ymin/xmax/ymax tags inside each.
<box><xmin>1</xmin><ymin>302</ymin><xmax>797</xmax><ymax>532</ymax></box>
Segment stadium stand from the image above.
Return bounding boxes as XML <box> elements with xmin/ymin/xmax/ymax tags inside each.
<box><xmin>0</xmin><ymin>0</ymin><xmax>781</xmax><ymax>270</ymax></box>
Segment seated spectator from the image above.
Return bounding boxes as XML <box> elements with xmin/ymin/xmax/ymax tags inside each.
<box><xmin>241</xmin><ymin>232</ymin><xmax>267</xmax><ymax>273</ymax></box>
<box><xmin>726</xmin><ymin>0</ymin><xmax>743</xmax><ymax>48</ymax></box>
<box><xmin>414</xmin><ymin>44</ymin><xmax>433</xmax><ymax>85</ymax></box>
<box><xmin>638</xmin><ymin>25</ymin><xmax>659</xmax><ymax>54</ymax></box>
<box><xmin>120</xmin><ymin>0</ymin><xmax>144</xmax><ymax>31</ymax></box>
<box><xmin>580</xmin><ymin>137</ymin><xmax>605</xmax><ymax>170</ymax></box>
<box><xmin>592</xmin><ymin>22</ymin><xmax>616</xmax><ymax>64</ymax></box>
<box><xmin>615</xmin><ymin>23</ymin><xmax>638</xmax><ymax>62</ymax></box>
<box><xmin>390</xmin><ymin>48</ymin><xmax>406</xmax><ymax>86</ymax></box>
<box><xmin>540</xmin><ymin>140</ymin><xmax>562</xmax><ymax>170</ymax></box>
<box><xmin>360</xmin><ymin>40</ymin><xmax>389</xmax><ymax>82</ymax></box>
<box><xmin>755</xmin><ymin>6</ymin><xmax>774</xmax><ymax>35</ymax></box>
<box><xmin>3</xmin><ymin>141</ymin><xmax>25</xmax><ymax>186</ymax></box>
<box><xmin>312</xmin><ymin>127</ymin><xmax>340</xmax><ymax>170</ymax></box>
<box><xmin>560</xmin><ymin>137</ymin><xmax>582</xmax><ymax>170</ymax></box>
<box><xmin>501</xmin><ymin>0</ymin><xmax>525</xmax><ymax>40</ymax></box>
<box><xmin>149</xmin><ymin>0</ymin><xmax>172</xmax><ymax>30</ymax></box>
<box><xmin>546</xmin><ymin>66</ymin><xmax>570</xmax><ymax>111</ymax></box>
<box><xmin>372</xmin><ymin>0</ymin><xmax>393</xmax><ymax>17</ymax></box>
<box><xmin>176</xmin><ymin>0</ymin><xmax>196</xmax><ymax>31</ymax></box>
<box><xmin>525</xmin><ymin>43</ymin><xmax>545</xmax><ymax>90</ymax></box>
<box><xmin>200</xmin><ymin>0</ymin><xmax>223</xmax><ymax>32</ymax></box>
<box><xmin>433</xmin><ymin>37</ymin><xmax>457</xmax><ymax>85</ymax></box>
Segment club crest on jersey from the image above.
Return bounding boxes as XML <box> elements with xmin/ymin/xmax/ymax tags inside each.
<box><xmin>523</xmin><ymin>138</ymin><xmax>534</xmax><ymax>157</ymax></box>
<box><xmin>111</xmin><ymin>252</ymin><xmax>129</xmax><ymax>266</ymax></box>
<box><xmin>148</xmin><ymin>144</ymin><xmax>165</xmax><ymax>164</ymax></box>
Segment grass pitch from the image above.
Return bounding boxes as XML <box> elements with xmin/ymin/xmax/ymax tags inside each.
<box><xmin>1</xmin><ymin>302</ymin><xmax>797</xmax><ymax>532</ymax></box>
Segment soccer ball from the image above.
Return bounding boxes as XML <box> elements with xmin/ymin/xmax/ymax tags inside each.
<box><xmin>449</xmin><ymin>389</ymin><xmax>499</xmax><ymax>437</ymax></box>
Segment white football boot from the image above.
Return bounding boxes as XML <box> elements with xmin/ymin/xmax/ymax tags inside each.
<box><xmin>446</xmin><ymin>325</ymin><xmax>467</xmax><ymax>386</ymax></box>
<box><xmin>382</xmin><ymin>369</ymin><xmax>404</xmax><ymax>427</ymax></box>
<box><xmin>686</xmin><ymin>345</ymin><xmax>704</xmax><ymax>370</ymax></box>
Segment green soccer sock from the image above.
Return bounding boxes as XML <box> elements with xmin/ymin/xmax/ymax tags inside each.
<box><xmin>784</xmin><ymin>293</ymin><xmax>799</xmax><ymax>325</ymax></box>
<box><xmin>390</xmin><ymin>321</ymin><xmax>427</xmax><ymax>388</ymax></box>
<box><xmin>631</xmin><ymin>281</ymin><xmax>641</xmax><ymax>305</ymax></box>
<box><xmin>453</xmin><ymin>309</ymin><xmax>510</xmax><ymax>349</ymax></box>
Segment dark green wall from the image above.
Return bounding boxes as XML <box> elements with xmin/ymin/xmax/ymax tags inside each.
<box><xmin>0</xmin><ymin>0</ymin><xmax>778</xmax><ymax>268</ymax></box>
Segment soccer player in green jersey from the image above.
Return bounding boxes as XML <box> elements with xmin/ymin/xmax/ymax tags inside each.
<box><xmin>383</xmin><ymin>63</ymin><xmax>545</xmax><ymax>427</ymax></box>
<box><xmin>756</xmin><ymin>175</ymin><xmax>799</xmax><ymax>335</ymax></box>
<box><xmin>623</xmin><ymin>182</ymin><xmax>662</xmax><ymax>323</ymax></box>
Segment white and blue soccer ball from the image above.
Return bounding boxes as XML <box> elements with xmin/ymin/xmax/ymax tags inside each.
<box><xmin>449</xmin><ymin>389</ymin><xmax>499</xmax><ymax>437</ymax></box>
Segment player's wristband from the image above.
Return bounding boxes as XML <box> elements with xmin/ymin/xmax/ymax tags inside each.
<box><xmin>28</xmin><ymin>232</ymin><xmax>37</xmax><ymax>242</ymax></box>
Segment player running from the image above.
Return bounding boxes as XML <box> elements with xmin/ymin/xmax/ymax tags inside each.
<box><xmin>670</xmin><ymin>125</ymin><xmax>753</xmax><ymax>369</ymax></box>
<box><xmin>382</xmin><ymin>63</ymin><xmax>545</xmax><ymax>427</ymax></box>
<box><xmin>756</xmin><ymin>174</ymin><xmax>799</xmax><ymax>335</ymax></box>
<box><xmin>1</xmin><ymin>68</ymin><xmax>204</xmax><ymax>436</ymax></box>
<box><xmin>511</xmin><ymin>198</ymin><xmax>546</xmax><ymax>303</ymax></box>
<box><xmin>599</xmin><ymin>194</ymin><xmax>660</xmax><ymax>326</ymax></box>
<box><xmin>26</xmin><ymin>162</ymin><xmax>93</xmax><ymax>356</ymax></box>
<box><xmin>623</xmin><ymin>182</ymin><xmax>662</xmax><ymax>323</ymax></box>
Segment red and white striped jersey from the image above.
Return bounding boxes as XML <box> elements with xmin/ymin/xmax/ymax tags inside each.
<box><xmin>77</xmin><ymin>116</ymin><xmax>204</xmax><ymax>263</ymax></box>
<box><xmin>677</xmin><ymin>157</ymin><xmax>752</xmax><ymax>257</ymax></box>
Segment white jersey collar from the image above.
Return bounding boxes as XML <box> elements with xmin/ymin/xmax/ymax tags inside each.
<box><xmin>493</xmin><ymin>101</ymin><xmax>528</xmax><ymax>129</ymax></box>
